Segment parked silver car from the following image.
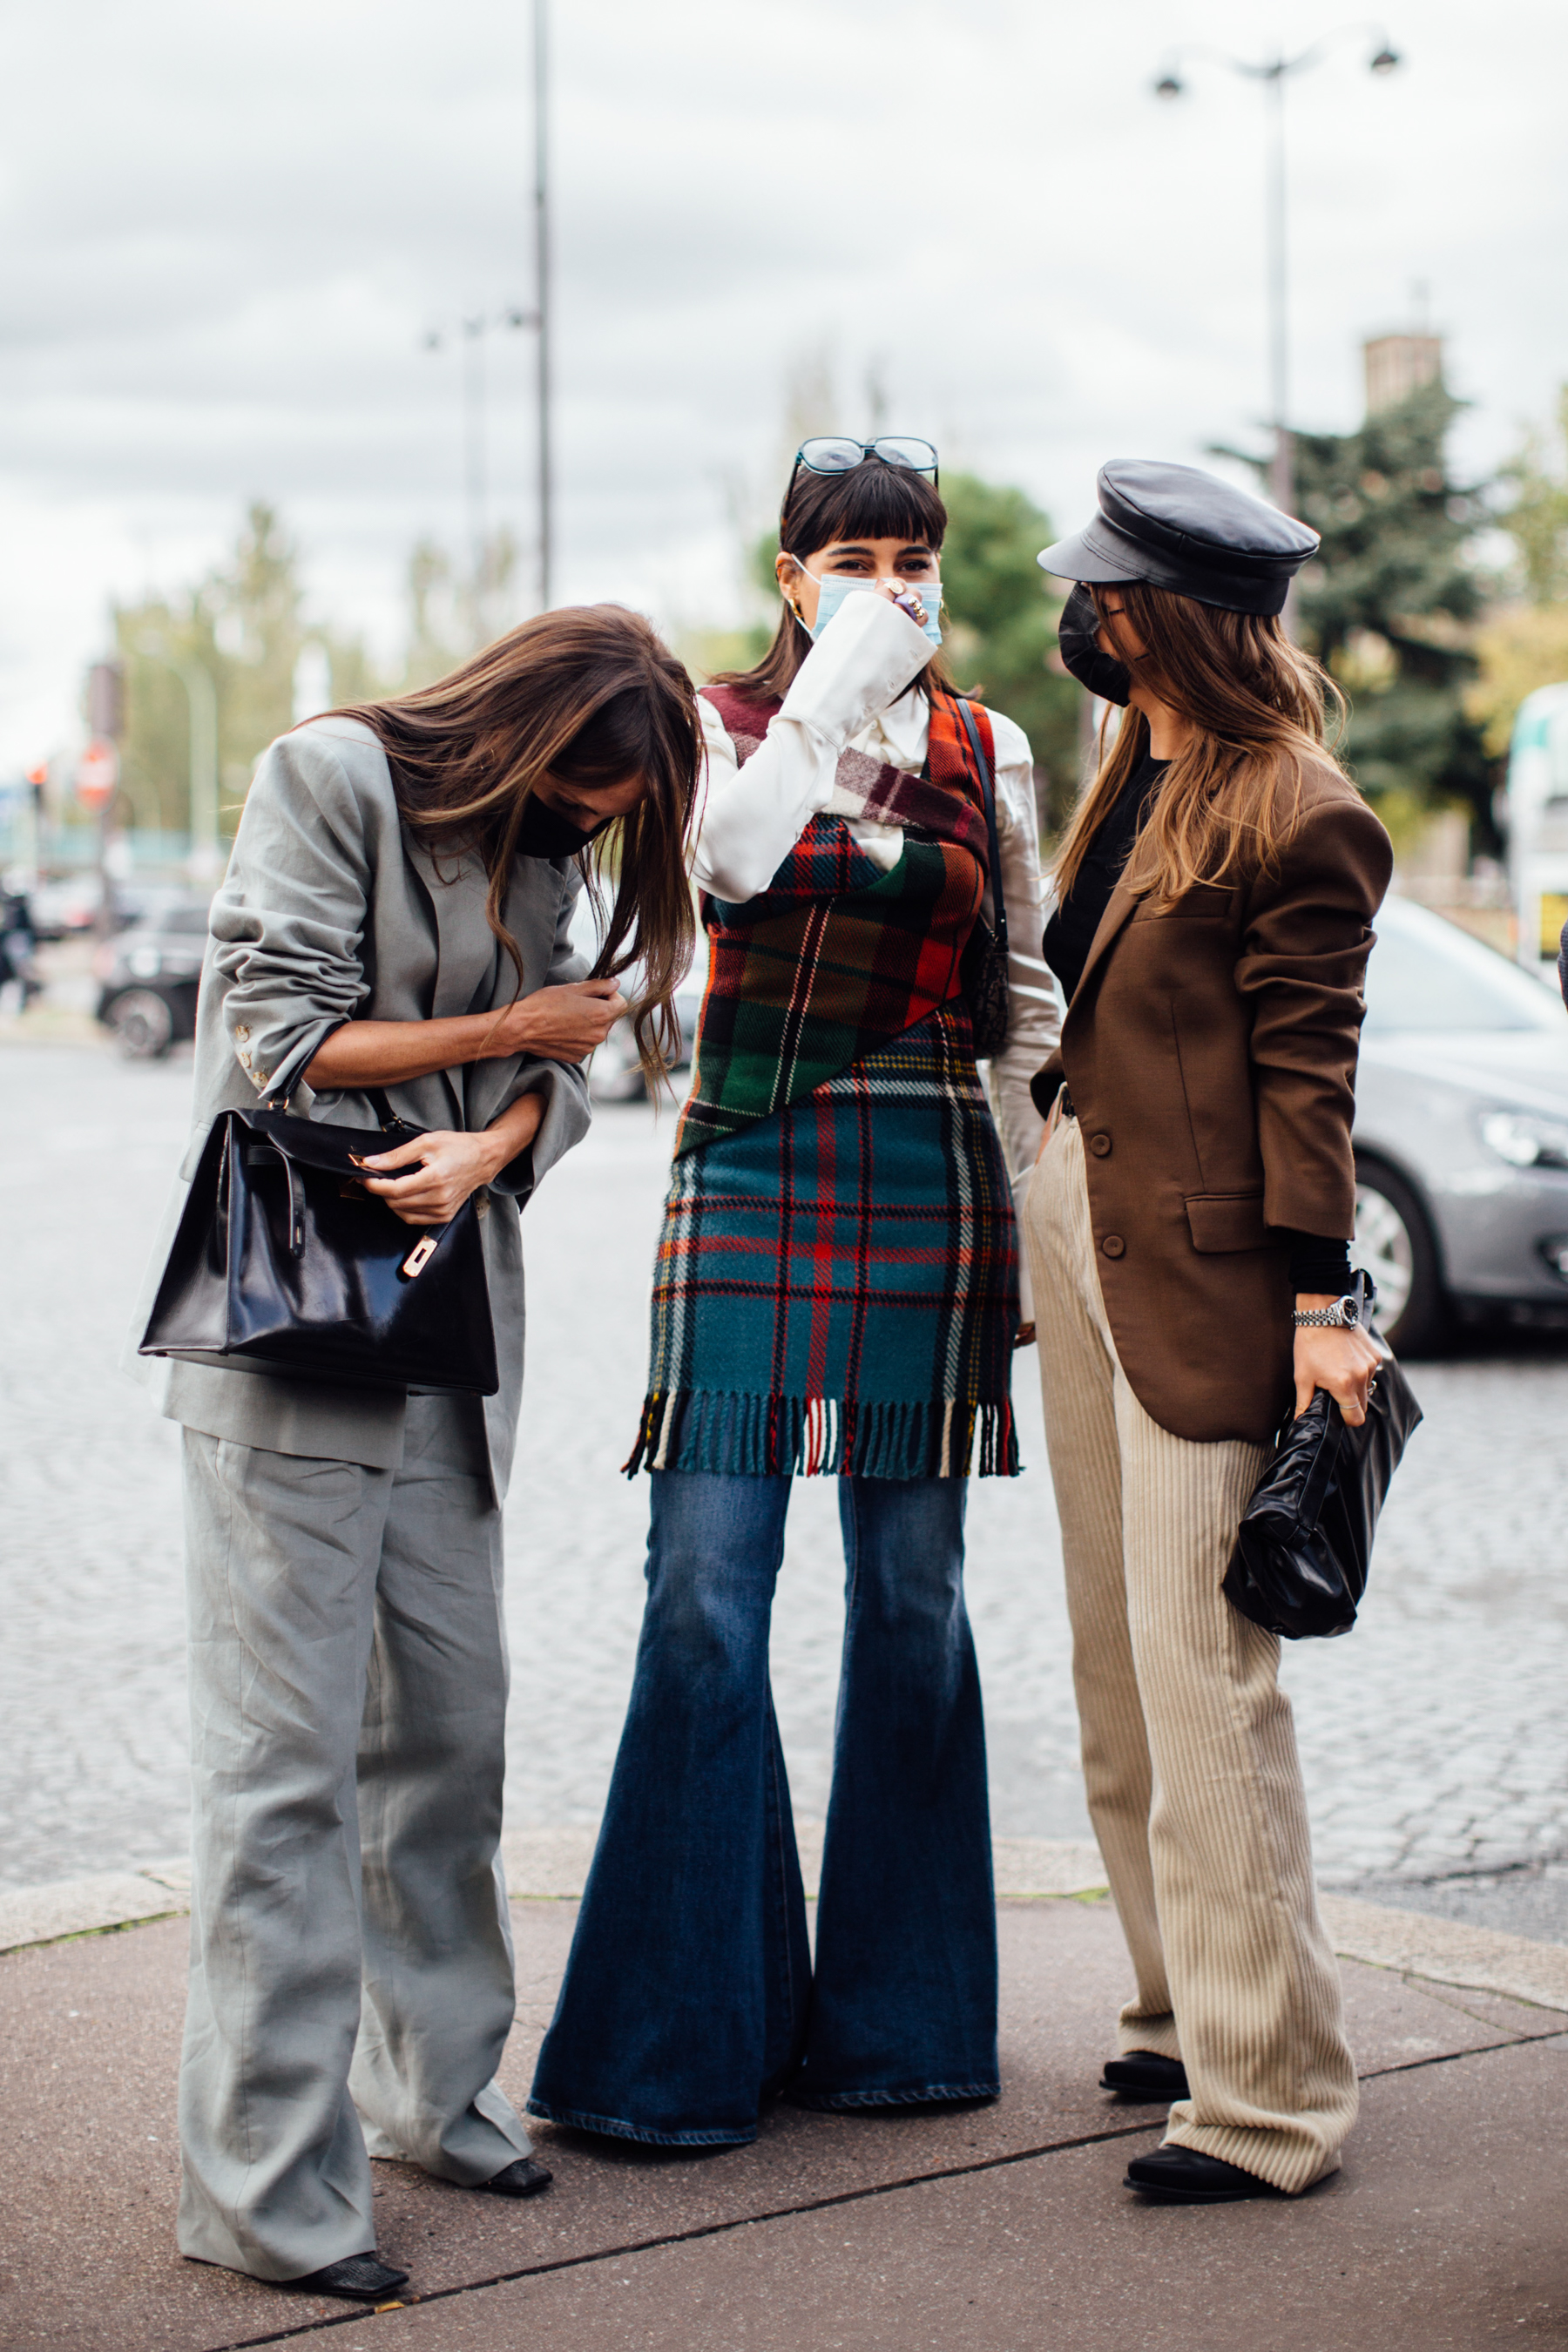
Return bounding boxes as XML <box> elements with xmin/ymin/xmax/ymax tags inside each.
<box><xmin>1355</xmin><ymin>895</ymin><xmax>1568</xmax><ymax>1352</ymax></box>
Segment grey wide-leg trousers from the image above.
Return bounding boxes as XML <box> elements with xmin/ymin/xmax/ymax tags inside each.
<box><xmin>177</xmin><ymin>1397</ymin><xmax>531</xmax><ymax>2282</ymax></box>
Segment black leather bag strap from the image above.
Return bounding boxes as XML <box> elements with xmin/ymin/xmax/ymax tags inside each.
<box><xmin>956</xmin><ymin>699</ymin><xmax>1007</xmax><ymax>950</ymax></box>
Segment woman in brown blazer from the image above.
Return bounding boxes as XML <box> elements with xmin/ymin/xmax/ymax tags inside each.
<box><xmin>1024</xmin><ymin>463</ymin><xmax>1391</xmax><ymax>2206</ymax></box>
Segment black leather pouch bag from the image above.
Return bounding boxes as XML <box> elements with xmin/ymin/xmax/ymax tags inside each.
<box><xmin>1223</xmin><ymin>1285</ymin><xmax>1422</xmax><ymax>1640</ymax></box>
<box><xmin>139</xmin><ymin>1100</ymin><xmax>499</xmax><ymax>1396</ymax></box>
<box><xmin>955</xmin><ymin>698</ymin><xmax>1010</xmax><ymax>1059</ymax></box>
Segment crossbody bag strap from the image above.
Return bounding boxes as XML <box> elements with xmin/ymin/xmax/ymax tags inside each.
<box><xmin>955</xmin><ymin>699</ymin><xmax>1008</xmax><ymax>950</ymax></box>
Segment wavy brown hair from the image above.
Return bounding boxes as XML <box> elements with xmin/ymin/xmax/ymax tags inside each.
<box><xmin>1053</xmin><ymin>581</ymin><xmax>1348</xmax><ymax>909</ymax></box>
<box><xmin>334</xmin><ymin>605</ymin><xmax>700</xmax><ymax>1089</ymax></box>
<box><xmin>713</xmin><ymin>453</ymin><xmax>953</xmax><ymax>704</ymax></box>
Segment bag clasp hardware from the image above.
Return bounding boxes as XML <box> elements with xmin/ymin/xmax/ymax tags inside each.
<box><xmin>402</xmin><ymin>1233</ymin><xmax>439</xmax><ymax>1279</ymax></box>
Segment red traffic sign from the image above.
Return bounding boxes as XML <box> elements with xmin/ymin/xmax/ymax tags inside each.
<box><xmin>76</xmin><ymin>738</ymin><xmax>119</xmax><ymax>809</ymax></box>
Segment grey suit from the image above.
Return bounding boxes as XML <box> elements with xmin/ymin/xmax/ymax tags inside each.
<box><xmin>152</xmin><ymin>720</ymin><xmax>592</xmax><ymax>2280</ymax></box>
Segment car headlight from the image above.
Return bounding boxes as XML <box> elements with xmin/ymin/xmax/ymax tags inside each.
<box><xmin>1479</xmin><ymin>1109</ymin><xmax>1568</xmax><ymax>1171</ymax></box>
<box><xmin>126</xmin><ymin>946</ymin><xmax>163</xmax><ymax>978</ymax></box>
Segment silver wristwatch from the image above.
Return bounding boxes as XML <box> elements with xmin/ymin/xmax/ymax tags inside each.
<box><xmin>1293</xmin><ymin>1294</ymin><xmax>1362</xmax><ymax>1329</ymax></box>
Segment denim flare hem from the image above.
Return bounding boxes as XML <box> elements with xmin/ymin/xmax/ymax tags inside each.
<box><xmin>524</xmin><ymin>2097</ymin><xmax>756</xmax><ymax>2150</ymax></box>
<box><xmin>786</xmin><ymin>2078</ymin><xmax>1000</xmax><ymax>2113</ymax></box>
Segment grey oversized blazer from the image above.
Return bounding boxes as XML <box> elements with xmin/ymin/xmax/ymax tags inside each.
<box><xmin>134</xmin><ymin>716</ymin><xmax>592</xmax><ymax>1496</ymax></box>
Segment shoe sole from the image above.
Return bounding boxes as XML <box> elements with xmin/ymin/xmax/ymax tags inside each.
<box><xmin>1124</xmin><ymin>2174</ymin><xmax>1277</xmax><ymax>2203</ymax></box>
<box><xmin>1099</xmin><ymin>2079</ymin><xmax>1185</xmax><ymax>2100</ymax></box>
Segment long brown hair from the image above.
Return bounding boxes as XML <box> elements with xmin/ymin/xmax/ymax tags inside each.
<box><xmin>335</xmin><ymin>605</ymin><xmax>700</xmax><ymax>1088</ymax></box>
<box><xmin>1053</xmin><ymin>582</ymin><xmax>1348</xmax><ymax>908</ymax></box>
<box><xmin>713</xmin><ymin>454</ymin><xmax>953</xmax><ymax>703</ymax></box>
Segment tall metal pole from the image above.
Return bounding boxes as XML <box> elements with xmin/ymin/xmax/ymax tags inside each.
<box><xmin>533</xmin><ymin>0</ymin><xmax>553</xmax><ymax>612</ymax></box>
<box><xmin>1264</xmin><ymin>62</ymin><xmax>1293</xmax><ymax>520</ymax></box>
<box><xmin>463</xmin><ymin>315</ymin><xmax>489</xmax><ymax>640</ymax></box>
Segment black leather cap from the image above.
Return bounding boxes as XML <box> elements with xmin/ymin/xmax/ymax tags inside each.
<box><xmin>1038</xmin><ymin>460</ymin><xmax>1319</xmax><ymax>616</ymax></box>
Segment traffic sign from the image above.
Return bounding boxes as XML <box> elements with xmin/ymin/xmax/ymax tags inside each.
<box><xmin>76</xmin><ymin>739</ymin><xmax>119</xmax><ymax>809</ymax></box>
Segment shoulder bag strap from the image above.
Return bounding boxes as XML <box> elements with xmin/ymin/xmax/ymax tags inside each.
<box><xmin>955</xmin><ymin>699</ymin><xmax>1007</xmax><ymax>950</ymax></box>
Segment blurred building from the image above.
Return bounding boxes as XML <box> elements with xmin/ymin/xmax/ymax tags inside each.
<box><xmin>1364</xmin><ymin>333</ymin><xmax>1444</xmax><ymax>416</ymax></box>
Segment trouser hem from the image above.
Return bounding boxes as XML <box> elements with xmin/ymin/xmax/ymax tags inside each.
<box><xmin>524</xmin><ymin>2098</ymin><xmax>756</xmax><ymax>2148</ymax></box>
<box><xmin>1161</xmin><ymin>2119</ymin><xmax>1343</xmax><ymax>2196</ymax></box>
<box><xmin>787</xmin><ymin>2078</ymin><xmax>999</xmax><ymax>2112</ymax></box>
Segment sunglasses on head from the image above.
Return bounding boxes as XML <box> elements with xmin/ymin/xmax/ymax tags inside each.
<box><xmin>792</xmin><ymin>436</ymin><xmax>940</xmax><ymax>488</ymax></box>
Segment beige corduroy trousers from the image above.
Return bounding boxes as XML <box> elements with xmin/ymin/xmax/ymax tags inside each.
<box><xmin>1022</xmin><ymin>1114</ymin><xmax>1358</xmax><ymax>2193</ymax></box>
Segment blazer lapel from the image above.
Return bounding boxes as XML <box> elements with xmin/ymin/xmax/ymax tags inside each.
<box><xmin>406</xmin><ymin>839</ymin><xmax>499</xmax><ymax>1021</ymax></box>
<box><xmin>1071</xmin><ymin>869</ymin><xmax>1142</xmax><ymax>1010</ymax></box>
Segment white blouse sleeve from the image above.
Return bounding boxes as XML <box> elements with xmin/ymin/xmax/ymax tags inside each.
<box><xmin>691</xmin><ymin>592</ymin><xmax>932</xmax><ymax>902</ymax></box>
<box><xmin>983</xmin><ymin>709</ymin><xmax>1062</xmax><ymax>1180</ymax></box>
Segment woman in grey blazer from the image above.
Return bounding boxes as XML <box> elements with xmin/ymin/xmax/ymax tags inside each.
<box><xmin>146</xmin><ymin>606</ymin><xmax>700</xmax><ymax>2305</ymax></box>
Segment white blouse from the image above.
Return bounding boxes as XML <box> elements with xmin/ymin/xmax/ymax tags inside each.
<box><xmin>692</xmin><ymin>590</ymin><xmax>1062</xmax><ymax>1182</ymax></box>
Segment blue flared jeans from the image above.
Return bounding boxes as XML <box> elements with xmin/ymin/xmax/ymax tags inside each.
<box><xmin>527</xmin><ymin>1470</ymin><xmax>998</xmax><ymax>2145</ymax></box>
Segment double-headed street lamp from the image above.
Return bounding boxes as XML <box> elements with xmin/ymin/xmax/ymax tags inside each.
<box><xmin>1153</xmin><ymin>24</ymin><xmax>1401</xmax><ymax>533</ymax></box>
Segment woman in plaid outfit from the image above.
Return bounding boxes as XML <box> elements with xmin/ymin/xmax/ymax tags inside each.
<box><xmin>530</xmin><ymin>442</ymin><xmax>1060</xmax><ymax>2146</ymax></box>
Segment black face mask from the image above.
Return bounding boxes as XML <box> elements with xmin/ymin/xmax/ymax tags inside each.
<box><xmin>516</xmin><ymin>797</ymin><xmax>615</xmax><ymax>859</ymax></box>
<box><xmin>1057</xmin><ymin>583</ymin><xmax>1133</xmax><ymax>707</ymax></box>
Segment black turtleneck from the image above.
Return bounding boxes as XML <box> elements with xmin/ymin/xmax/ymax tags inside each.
<box><xmin>1044</xmin><ymin>750</ymin><xmax>1353</xmax><ymax>1300</ymax></box>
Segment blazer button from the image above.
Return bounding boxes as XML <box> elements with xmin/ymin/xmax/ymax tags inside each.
<box><xmin>1101</xmin><ymin>1233</ymin><xmax>1125</xmax><ymax>1259</ymax></box>
<box><xmin>1089</xmin><ymin>1132</ymin><xmax>1112</xmax><ymax>1157</ymax></box>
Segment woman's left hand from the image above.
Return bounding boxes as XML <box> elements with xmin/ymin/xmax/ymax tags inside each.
<box><xmin>356</xmin><ymin>1097</ymin><xmax>545</xmax><ymax>1227</ymax></box>
<box><xmin>1292</xmin><ymin>1311</ymin><xmax>1383</xmax><ymax>1426</ymax></box>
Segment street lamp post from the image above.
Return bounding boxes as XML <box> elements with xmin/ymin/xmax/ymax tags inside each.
<box><xmin>139</xmin><ymin>639</ymin><xmax>220</xmax><ymax>882</ymax></box>
<box><xmin>532</xmin><ymin>0</ymin><xmax>552</xmax><ymax>613</ymax></box>
<box><xmin>422</xmin><ymin>0</ymin><xmax>553</xmax><ymax>628</ymax></box>
<box><xmin>1154</xmin><ymin>26</ymin><xmax>1401</xmax><ymax>547</ymax></box>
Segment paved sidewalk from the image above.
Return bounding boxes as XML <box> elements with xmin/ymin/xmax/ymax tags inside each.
<box><xmin>2</xmin><ymin>1855</ymin><xmax>1565</xmax><ymax>2350</ymax></box>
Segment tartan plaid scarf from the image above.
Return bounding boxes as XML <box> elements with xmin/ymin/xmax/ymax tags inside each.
<box><xmin>673</xmin><ymin>686</ymin><xmax>995</xmax><ymax>1157</ymax></box>
<box><xmin>626</xmin><ymin>1002</ymin><xmax>1020</xmax><ymax>1480</ymax></box>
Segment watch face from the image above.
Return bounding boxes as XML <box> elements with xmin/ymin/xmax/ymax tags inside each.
<box><xmin>1337</xmin><ymin>1294</ymin><xmax>1360</xmax><ymax>1326</ymax></box>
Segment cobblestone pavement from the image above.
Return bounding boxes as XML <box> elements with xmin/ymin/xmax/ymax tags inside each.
<box><xmin>3</xmin><ymin>1044</ymin><xmax>1566</xmax><ymax>1921</ymax></box>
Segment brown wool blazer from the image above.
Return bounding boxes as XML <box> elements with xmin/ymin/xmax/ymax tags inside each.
<box><xmin>1030</xmin><ymin>760</ymin><xmax>1394</xmax><ymax>1446</ymax></box>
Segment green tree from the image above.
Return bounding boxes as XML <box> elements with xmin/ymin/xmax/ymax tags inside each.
<box><xmin>1498</xmin><ymin>384</ymin><xmax>1568</xmax><ymax>605</ymax></box>
<box><xmin>1221</xmin><ymin>382</ymin><xmax>1492</xmax><ymax>841</ymax></box>
<box><xmin>114</xmin><ymin>503</ymin><xmax>384</xmax><ymax>840</ymax></box>
<box><xmin>937</xmin><ymin>472</ymin><xmax>1078</xmax><ymax>831</ymax></box>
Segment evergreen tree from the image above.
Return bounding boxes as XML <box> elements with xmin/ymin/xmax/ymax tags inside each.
<box><xmin>1222</xmin><ymin>382</ymin><xmax>1492</xmax><ymax>841</ymax></box>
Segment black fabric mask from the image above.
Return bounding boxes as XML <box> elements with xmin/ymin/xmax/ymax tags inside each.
<box><xmin>1057</xmin><ymin>583</ymin><xmax>1133</xmax><ymax>707</ymax></box>
<box><xmin>516</xmin><ymin>798</ymin><xmax>615</xmax><ymax>859</ymax></box>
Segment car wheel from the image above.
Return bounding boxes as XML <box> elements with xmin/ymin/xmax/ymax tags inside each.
<box><xmin>106</xmin><ymin>988</ymin><xmax>175</xmax><ymax>1060</ymax></box>
<box><xmin>1352</xmin><ymin>1156</ymin><xmax>1447</xmax><ymax>1356</ymax></box>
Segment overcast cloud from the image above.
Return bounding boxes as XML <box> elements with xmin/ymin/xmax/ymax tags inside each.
<box><xmin>3</xmin><ymin>0</ymin><xmax>1565</xmax><ymax>765</ymax></box>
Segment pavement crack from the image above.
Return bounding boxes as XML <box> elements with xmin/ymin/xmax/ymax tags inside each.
<box><xmin>203</xmin><ymin>2031</ymin><xmax>1567</xmax><ymax>2351</ymax></box>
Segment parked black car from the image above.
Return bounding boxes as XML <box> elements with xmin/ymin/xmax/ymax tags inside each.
<box><xmin>94</xmin><ymin>899</ymin><xmax>210</xmax><ymax>1058</ymax></box>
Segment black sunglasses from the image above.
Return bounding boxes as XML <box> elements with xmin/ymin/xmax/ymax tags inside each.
<box><xmin>792</xmin><ymin>436</ymin><xmax>940</xmax><ymax>489</ymax></box>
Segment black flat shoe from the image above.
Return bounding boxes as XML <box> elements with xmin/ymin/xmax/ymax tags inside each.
<box><xmin>1100</xmin><ymin>2052</ymin><xmax>1190</xmax><ymax>2102</ymax></box>
<box><xmin>290</xmin><ymin>2254</ymin><xmax>410</xmax><ymax>2301</ymax></box>
<box><xmin>1125</xmin><ymin>2146</ymin><xmax>1282</xmax><ymax>2203</ymax></box>
<box><xmin>479</xmin><ymin>2157</ymin><xmax>553</xmax><ymax>2198</ymax></box>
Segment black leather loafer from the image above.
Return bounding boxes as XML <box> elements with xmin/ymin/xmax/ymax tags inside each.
<box><xmin>1125</xmin><ymin>2146</ymin><xmax>1282</xmax><ymax>2202</ymax></box>
<box><xmin>291</xmin><ymin>2254</ymin><xmax>410</xmax><ymax>2301</ymax></box>
<box><xmin>1100</xmin><ymin>2052</ymin><xmax>1190</xmax><ymax>2102</ymax></box>
<box><xmin>479</xmin><ymin>2157</ymin><xmax>553</xmax><ymax>2198</ymax></box>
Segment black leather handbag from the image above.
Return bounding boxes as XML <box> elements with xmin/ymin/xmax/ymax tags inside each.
<box><xmin>139</xmin><ymin>1094</ymin><xmax>499</xmax><ymax>1396</ymax></box>
<box><xmin>955</xmin><ymin>698</ymin><xmax>1010</xmax><ymax>1059</ymax></box>
<box><xmin>1223</xmin><ymin>1277</ymin><xmax>1422</xmax><ymax>1640</ymax></box>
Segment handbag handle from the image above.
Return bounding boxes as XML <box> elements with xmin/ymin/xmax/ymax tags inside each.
<box><xmin>955</xmin><ymin>699</ymin><xmax>1008</xmax><ymax>951</ymax></box>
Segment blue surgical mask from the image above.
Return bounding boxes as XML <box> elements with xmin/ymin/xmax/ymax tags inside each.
<box><xmin>792</xmin><ymin>564</ymin><xmax>943</xmax><ymax>648</ymax></box>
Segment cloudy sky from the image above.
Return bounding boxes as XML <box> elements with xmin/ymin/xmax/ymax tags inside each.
<box><xmin>3</xmin><ymin>0</ymin><xmax>1565</xmax><ymax>768</ymax></box>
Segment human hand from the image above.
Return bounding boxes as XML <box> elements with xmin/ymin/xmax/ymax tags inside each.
<box><xmin>487</xmin><ymin>977</ymin><xmax>628</xmax><ymax>1065</ymax></box>
<box><xmin>355</xmin><ymin>1119</ymin><xmax>532</xmax><ymax>1227</ymax></box>
<box><xmin>1292</xmin><ymin>1309</ymin><xmax>1383</xmax><ymax>1426</ymax></box>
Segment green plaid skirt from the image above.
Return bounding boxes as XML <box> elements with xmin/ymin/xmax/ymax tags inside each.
<box><xmin>626</xmin><ymin>1004</ymin><xmax>1020</xmax><ymax>1480</ymax></box>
